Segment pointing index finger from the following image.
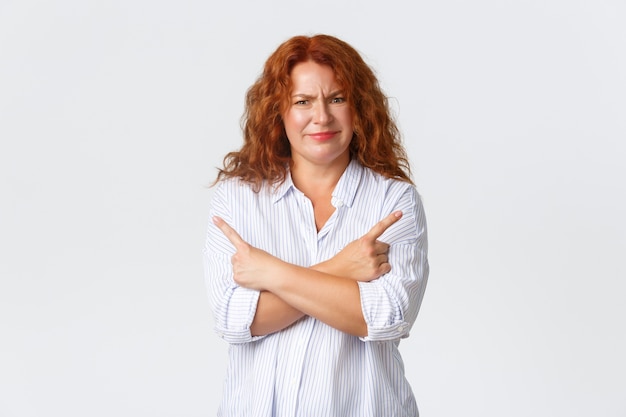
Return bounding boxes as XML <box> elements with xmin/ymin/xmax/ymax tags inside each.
<box><xmin>212</xmin><ymin>216</ymin><xmax>246</xmax><ymax>249</ymax></box>
<box><xmin>364</xmin><ymin>211</ymin><xmax>403</xmax><ymax>241</ymax></box>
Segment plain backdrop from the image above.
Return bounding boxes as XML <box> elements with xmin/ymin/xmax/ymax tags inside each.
<box><xmin>1</xmin><ymin>0</ymin><xmax>625</xmax><ymax>416</ymax></box>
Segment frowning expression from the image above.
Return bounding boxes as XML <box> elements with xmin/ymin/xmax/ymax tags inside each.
<box><xmin>282</xmin><ymin>61</ymin><xmax>354</xmax><ymax>169</ymax></box>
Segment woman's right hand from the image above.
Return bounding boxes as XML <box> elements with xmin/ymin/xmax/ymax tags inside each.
<box><xmin>313</xmin><ymin>211</ymin><xmax>403</xmax><ymax>282</ymax></box>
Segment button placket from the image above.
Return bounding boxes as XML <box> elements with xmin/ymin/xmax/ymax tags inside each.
<box><xmin>285</xmin><ymin>320</ymin><xmax>314</xmax><ymax>417</ymax></box>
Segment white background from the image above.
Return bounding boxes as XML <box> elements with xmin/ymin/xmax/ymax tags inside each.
<box><xmin>1</xmin><ymin>0</ymin><xmax>625</xmax><ymax>416</ymax></box>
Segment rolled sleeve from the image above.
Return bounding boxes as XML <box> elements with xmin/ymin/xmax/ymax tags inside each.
<box><xmin>357</xmin><ymin>279</ymin><xmax>410</xmax><ymax>340</ymax></box>
<box><xmin>358</xmin><ymin>186</ymin><xmax>429</xmax><ymax>342</ymax></box>
<box><xmin>203</xmin><ymin>183</ymin><xmax>266</xmax><ymax>344</ymax></box>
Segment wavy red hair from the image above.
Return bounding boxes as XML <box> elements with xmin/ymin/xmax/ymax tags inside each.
<box><xmin>215</xmin><ymin>34</ymin><xmax>412</xmax><ymax>189</ymax></box>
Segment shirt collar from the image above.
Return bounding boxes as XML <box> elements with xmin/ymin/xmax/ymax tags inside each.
<box><xmin>271</xmin><ymin>159</ymin><xmax>363</xmax><ymax>207</ymax></box>
<box><xmin>331</xmin><ymin>159</ymin><xmax>362</xmax><ymax>209</ymax></box>
<box><xmin>271</xmin><ymin>171</ymin><xmax>296</xmax><ymax>204</ymax></box>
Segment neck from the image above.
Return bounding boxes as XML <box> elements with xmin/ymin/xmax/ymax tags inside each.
<box><xmin>290</xmin><ymin>157</ymin><xmax>350</xmax><ymax>198</ymax></box>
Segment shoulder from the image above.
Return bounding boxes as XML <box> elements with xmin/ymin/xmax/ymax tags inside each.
<box><xmin>211</xmin><ymin>177</ymin><xmax>284</xmax><ymax>206</ymax></box>
<box><xmin>360</xmin><ymin>164</ymin><xmax>417</xmax><ymax>196</ymax></box>
<box><xmin>213</xmin><ymin>177</ymin><xmax>272</xmax><ymax>195</ymax></box>
<box><xmin>358</xmin><ymin>165</ymin><xmax>425</xmax><ymax>215</ymax></box>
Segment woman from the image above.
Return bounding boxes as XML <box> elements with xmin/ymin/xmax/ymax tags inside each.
<box><xmin>204</xmin><ymin>34</ymin><xmax>429</xmax><ymax>416</ymax></box>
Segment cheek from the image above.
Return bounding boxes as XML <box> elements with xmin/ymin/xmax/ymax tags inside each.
<box><xmin>342</xmin><ymin>117</ymin><xmax>355</xmax><ymax>143</ymax></box>
<box><xmin>335</xmin><ymin>107</ymin><xmax>353</xmax><ymax>124</ymax></box>
<box><xmin>282</xmin><ymin>114</ymin><xmax>299</xmax><ymax>144</ymax></box>
<box><xmin>283</xmin><ymin>111</ymin><xmax>307</xmax><ymax>133</ymax></box>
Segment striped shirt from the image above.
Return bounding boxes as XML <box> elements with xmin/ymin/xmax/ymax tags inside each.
<box><xmin>203</xmin><ymin>159</ymin><xmax>429</xmax><ymax>417</ymax></box>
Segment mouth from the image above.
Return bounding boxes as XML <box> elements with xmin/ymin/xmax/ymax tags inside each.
<box><xmin>308</xmin><ymin>131</ymin><xmax>338</xmax><ymax>141</ymax></box>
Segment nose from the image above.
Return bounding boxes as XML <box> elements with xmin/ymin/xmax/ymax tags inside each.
<box><xmin>313</xmin><ymin>101</ymin><xmax>332</xmax><ymax>124</ymax></box>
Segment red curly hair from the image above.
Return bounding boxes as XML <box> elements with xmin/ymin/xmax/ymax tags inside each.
<box><xmin>215</xmin><ymin>34</ymin><xmax>412</xmax><ymax>189</ymax></box>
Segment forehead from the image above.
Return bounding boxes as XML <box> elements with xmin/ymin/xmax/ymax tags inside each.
<box><xmin>289</xmin><ymin>61</ymin><xmax>341</xmax><ymax>92</ymax></box>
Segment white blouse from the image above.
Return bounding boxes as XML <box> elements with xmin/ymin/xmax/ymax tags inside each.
<box><xmin>204</xmin><ymin>159</ymin><xmax>429</xmax><ymax>417</ymax></box>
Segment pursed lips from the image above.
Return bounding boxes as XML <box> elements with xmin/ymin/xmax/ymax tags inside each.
<box><xmin>307</xmin><ymin>131</ymin><xmax>338</xmax><ymax>141</ymax></box>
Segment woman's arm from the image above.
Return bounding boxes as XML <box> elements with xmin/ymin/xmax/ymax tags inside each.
<box><xmin>357</xmin><ymin>186</ymin><xmax>429</xmax><ymax>342</ymax></box>
<box><xmin>214</xmin><ymin>211</ymin><xmax>403</xmax><ymax>337</ymax></box>
<box><xmin>250</xmin><ymin>291</ymin><xmax>304</xmax><ymax>336</ymax></box>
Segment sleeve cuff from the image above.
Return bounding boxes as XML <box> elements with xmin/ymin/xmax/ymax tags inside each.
<box><xmin>214</xmin><ymin>286</ymin><xmax>266</xmax><ymax>344</ymax></box>
<box><xmin>359</xmin><ymin>321</ymin><xmax>411</xmax><ymax>342</ymax></box>
<box><xmin>358</xmin><ymin>281</ymin><xmax>410</xmax><ymax>342</ymax></box>
<box><xmin>214</xmin><ymin>324</ymin><xmax>267</xmax><ymax>344</ymax></box>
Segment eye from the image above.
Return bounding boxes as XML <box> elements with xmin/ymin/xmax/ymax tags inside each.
<box><xmin>331</xmin><ymin>97</ymin><xmax>346</xmax><ymax>104</ymax></box>
<box><xmin>294</xmin><ymin>100</ymin><xmax>309</xmax><ymax>105</ymax></box>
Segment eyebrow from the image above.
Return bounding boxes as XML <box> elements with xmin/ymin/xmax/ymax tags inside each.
<box><xmin>291</xmin><ymin>90</ymin><xmax>344</xmax><ymax>99</ymax></box>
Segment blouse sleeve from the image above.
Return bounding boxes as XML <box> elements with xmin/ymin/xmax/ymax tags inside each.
<box><xmin>203</xmin><ymin>182</ymin><xmax>265</xmax><ymax>344</ymax></box>
<box><xmin>357</xmin><ymin>185</ymin><xmax>429</xmax><ymax>342</ymax></box>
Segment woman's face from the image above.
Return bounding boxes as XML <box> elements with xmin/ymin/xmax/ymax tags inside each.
<box><xmin>282</xmin><ymin>61</ymin><xmax>354</xmax><ymax>170</ymax></box>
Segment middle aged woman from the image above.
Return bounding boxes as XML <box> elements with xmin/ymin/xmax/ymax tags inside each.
<box><xmin>205</xmin><ymin>34</ymin><xmax>429</xmax><ymax>416</ymax></box>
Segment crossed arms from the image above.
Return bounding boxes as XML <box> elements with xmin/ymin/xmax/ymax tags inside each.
<box><xmin>211</xmin><ymin>211</ymin><xmax>403</xmax><ymax>338</ymax></box>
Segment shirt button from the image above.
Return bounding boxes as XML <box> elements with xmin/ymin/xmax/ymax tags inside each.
<box><xmin>331</xmin><ymin>197</ymin><xmax>344</xmax><ymax>208</ymax></box>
